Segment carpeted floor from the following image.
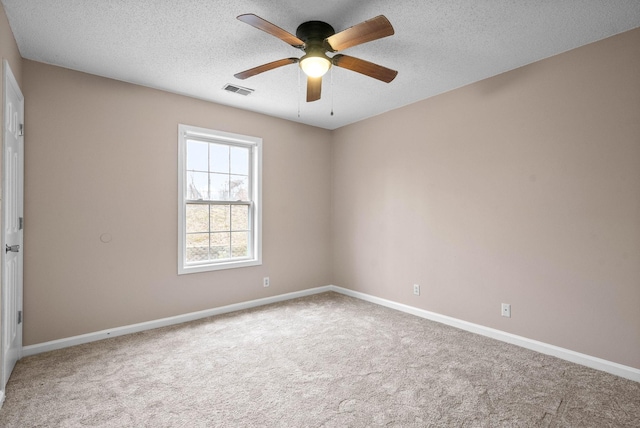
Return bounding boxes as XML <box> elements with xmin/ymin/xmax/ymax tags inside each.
<box><xmin>0</xmin><ymin>292</ymin><xmax>638</xmax><ymax>427</ymax></box>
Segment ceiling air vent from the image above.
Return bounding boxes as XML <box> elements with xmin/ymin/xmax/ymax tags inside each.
<box><xmin>223</xmin><ymin>84</ymin><xmax>254</xmax><ymax>96</ymax></box>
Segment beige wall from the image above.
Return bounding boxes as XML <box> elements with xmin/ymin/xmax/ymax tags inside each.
<box><xmin>0</xmin><ymin>5</ymin><xmax>22</xmax><ymax>87</ymax></box>
<box><xmin>332</xmin><ymin>28</ymin><xmax>640</xmax><ymax>369</ymax></box>
<box><xmin>22</xmin><ymin>60</ymin><xmax>332</xmax><ymax>345</ymax></box>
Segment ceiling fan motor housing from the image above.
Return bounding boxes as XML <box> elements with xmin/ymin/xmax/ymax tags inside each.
<box><xmin>295</xmin><ymin>21</ymin><xmax>335</xmax><ymax>46</ymax></box>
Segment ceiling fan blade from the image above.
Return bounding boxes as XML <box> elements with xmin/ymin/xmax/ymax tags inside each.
<box><xmin>234</xmin><ymin>58</ymin><xmax>299</xmax><ymax>80</ymax></box>
<box><xmin>324</xmin><ymin>15</ymin><xmax>394</xmax><ymax>52</ymax></box>
<box><xmin>307</xmin><ymin>76</ymin><xmax>322</xmax><ymax>102</ymax></box>
<box><xmin>237</xmin><ymin>14</ymin><xmax>305</xmax><ymax>48</ymax></box>
<box><xmin>332</xmin><ymin>54</ymin><xmax>398</xmax><ymax>83</ymax></box>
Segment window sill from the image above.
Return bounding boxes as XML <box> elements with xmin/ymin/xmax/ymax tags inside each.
<box><xmin>178</xmin><ymin>258</ymin><xmax>262</xmax><ymax>275</ymax></box>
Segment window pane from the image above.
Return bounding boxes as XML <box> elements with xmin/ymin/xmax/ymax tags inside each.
<box><xmin>211</xmin><ymin>232</ymin><xmax>230</xmax><ymax>259</ymax></box>
<box><xmin>211</xmin><ymin>205</ymin><xmax>230</xmax><ymax>232</ymax></box>
<box><xmin>231</xmin><ymin>205</ymin><xmax>249</xmax><ymax>231</ymax></box>
<box><xmin>186</xmin><ymin>204</ymin><xmax>209</xmax><ymax>233</ymax></box>
<box><xmin>209</xmin><ymin>143</ymin><xmax>229</xmax><ymax>174</ymax></box>
<box><xmin>230</xmin><ymin>146</ymin><xmax>249</xmax><ymax>175</ymax></box>
<box><xmin>187</xmin><ymin>141</ymin><xmax>208</xmax><ymax>172</ymax></box>
<box><xmin>229</xmin><ymin>175</ymin><xmax>248</xmax><ymax>201</ymax></box>
<box><xmin>210</xmin><ymin>173</ymin><xmax>229</xmax><ymax>200</ymax></box>
<box><xmin>186</xmin><ymin>233</ymin><xmax>209</xmax><ymax>262</ymax></box>
<box><xmin>231</xmin><ymin>232</ymin><xmax>249</xmax><ymax>257</ymax></box>
<box><xmin>186</xmin><ymin>171</ymin><xmax>208</xmax><ymax>200</ymax></box>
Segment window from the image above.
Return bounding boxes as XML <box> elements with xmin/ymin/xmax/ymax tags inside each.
<box><xmin>178</xmin><ymin>124</ymin><xmax>262</xmax><ymax>274</ymax></box>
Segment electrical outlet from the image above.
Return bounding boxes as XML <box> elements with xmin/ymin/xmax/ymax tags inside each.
<box><xmin>413</xmin><ymin>284</ymin><xmax>420</xmax><ymax>296</ymax></box>
<box><xmin>263</xmin><ymin>277</ymin><xmax>270</xmax><ymax>287</ymax></box>
<box><xmin>501</xmin><ymin>303</ymin><xmax>511</xmax><ymax>318</ymax></box>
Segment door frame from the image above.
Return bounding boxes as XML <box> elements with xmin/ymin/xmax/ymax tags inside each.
<box><xmin>1</xmin><ymin>59</ymin><xmax>24</xmax><ymax>404</ymax></box>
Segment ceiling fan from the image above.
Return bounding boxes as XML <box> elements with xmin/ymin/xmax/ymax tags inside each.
<box><xmin>234</xmin><ymin>14</ymin><xmax>398</xmax><ymax>102</ymax></box>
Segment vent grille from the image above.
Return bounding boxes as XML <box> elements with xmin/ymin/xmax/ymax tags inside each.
<box><xmin>223</xmin><ymin>84</ymin><xmax>254</xmax><ymax>96</ymax></box>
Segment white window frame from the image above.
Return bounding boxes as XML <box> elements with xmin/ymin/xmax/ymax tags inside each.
<box><xmin>178</xmin><ymin>124</ymin><xmax>262</xmax><ymax>274</ymax></box>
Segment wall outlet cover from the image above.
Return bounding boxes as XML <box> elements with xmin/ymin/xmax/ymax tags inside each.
<box><xmin>501</xmin><ymin>303</ymin><xmax>511</xmax><ymax>318</ymax></box>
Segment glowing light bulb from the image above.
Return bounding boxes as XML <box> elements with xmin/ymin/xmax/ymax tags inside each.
<box><xmin>300</xmin><ymin>56</ymin><xmax>331</xmax><ymax>78</ymax></box>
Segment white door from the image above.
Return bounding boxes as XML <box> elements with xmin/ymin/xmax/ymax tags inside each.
<box><xmin>1</xmin><ymin>60</ymin><xmax>24</xmax><ymax>390</ymax></box>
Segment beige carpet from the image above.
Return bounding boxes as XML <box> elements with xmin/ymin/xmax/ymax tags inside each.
<box><xmin>0</xmin><ymin>292</ymin><xmax>638</xmax><ymax>427</ymax></box>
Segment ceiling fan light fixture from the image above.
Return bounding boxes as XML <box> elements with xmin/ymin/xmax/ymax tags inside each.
<box><xmin>235</xmin><ymin>14</ymin><xmax>397</xmax><ymax>102</ymax></box>
<box><xmin>300</xmin><ymin>55</ymin><xmax>331</xmax><ymax>78</ymax></box>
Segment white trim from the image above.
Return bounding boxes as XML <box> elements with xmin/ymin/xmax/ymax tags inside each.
<box><xmin>182</xmin><ymin>125</ymin><xmax>261</xmax><ymax>147</ymax></box>
<box><xmin>328</xmin><ymin>286</ymin><xmax>640</xmax><ymax>383</ymax></box>
<box><xmin>22</xmin><ymin>286</ymin><xmax>332</xmax><ymax>357</ymax></box>
<box><xmin>22</xmin><ymin>285</ymin><xmax>639</xmax><ymax>383</ymax></box>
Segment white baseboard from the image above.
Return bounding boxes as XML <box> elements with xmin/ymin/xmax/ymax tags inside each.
<box><xmin>328</xmin><ymin>285</ymin><xmax>640</xmax><ymax>383</ymax></box>
<box><xmin>22</xmin><ymin>284</ymin><xmax>639</xmax><ymax>383</ymax></box>
<box><xmin>22</xmin><ymin>286</ymin><xmax>333</xmax><ymax>357</ymax></box>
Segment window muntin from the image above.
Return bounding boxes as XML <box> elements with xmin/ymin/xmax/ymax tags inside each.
<box><xmin>178</xmin><ymin>125</ymin><xmax>261</xmax><ymax>274</ymax></box>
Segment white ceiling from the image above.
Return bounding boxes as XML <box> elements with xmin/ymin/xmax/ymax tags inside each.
<box><xmin>2</xmin><ymin>1</ymin><xmax>640</xmax><ymax>130</ymax></box>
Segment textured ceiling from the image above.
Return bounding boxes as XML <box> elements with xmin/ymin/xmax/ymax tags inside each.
<box><xmin>2</xmin><ymin>1</ymin><xmax>640</xmax><ymax>130</ymax></box>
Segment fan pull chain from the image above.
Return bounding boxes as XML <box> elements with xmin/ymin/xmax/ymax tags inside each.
<box><xmin>330</xmin><ymin>67</ymin><xmax>334</xmax><ymax>116</ymax></box>
<box><xmin>297</xmin><ymin>67</ymin><xmax>301</xmax><ymax>118</ymax></box>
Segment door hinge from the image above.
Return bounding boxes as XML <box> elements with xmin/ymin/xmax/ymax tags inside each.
<box><xmin>19</xmin><ymin>217</ymin><xmax>23</xmax><ymax>230</ymax></box>
<box><xmin>18</xmin><ymin>310</ymin><xmax>22</xmax><ymax>324</ymax></box>
<box><xmin>5</xmin><ymin>244</ymin><xmax>20</xmax><ymax>253</ymax></box>
<box><xmin>18</xmin><ymin>123</ymin><xmax>24</xmax><ymax>137</ymax></box>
